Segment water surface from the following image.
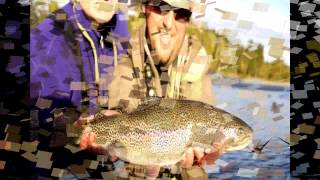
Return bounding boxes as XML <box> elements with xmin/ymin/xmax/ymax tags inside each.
<box><xmin>206</xmin><ymin>83</ymin><xmax>290</xmax><ymax>179</ymax></box>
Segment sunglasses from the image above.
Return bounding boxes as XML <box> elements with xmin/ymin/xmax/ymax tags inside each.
<box><xmin>146</xmin><ymin>1</ymin><xmax>192</xmax><ymax>22</ymax></box>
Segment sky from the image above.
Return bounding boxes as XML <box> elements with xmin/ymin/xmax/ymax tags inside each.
<box><xmin>200</xmin><ymin>0</ymin><xmax>290</xmax><ymax>65</ymax></box>
<box><xmin>52</xmin><ymin>0</ymin><xmax>290</xmax><ymax>65</ymax></box>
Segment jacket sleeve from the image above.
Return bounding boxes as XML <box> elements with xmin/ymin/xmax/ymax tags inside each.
<box><xmin>30</xmin><ymin>21</ymin><xmax>81</xmax><ymax>127</ymax></box>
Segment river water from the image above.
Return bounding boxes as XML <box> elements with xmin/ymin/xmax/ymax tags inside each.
<box><xmin>205</xmin><ymin>83</ymin><xmax>290</xmax><ymax>179</ymax></box>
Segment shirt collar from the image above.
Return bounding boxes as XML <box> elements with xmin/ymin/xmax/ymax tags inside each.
<box><xmin>68</xmin><ymin>2</ymin><xmax>129</xmax><ymax>45</ymax></box>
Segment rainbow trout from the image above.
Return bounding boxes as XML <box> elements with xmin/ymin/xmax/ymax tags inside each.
<box><xmin>84</xmin><ymin>97</ymin><xmax>253</xmax><ymax>166</ymax></box>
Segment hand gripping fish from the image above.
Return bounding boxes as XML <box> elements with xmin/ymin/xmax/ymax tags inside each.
<box><xmin>82</xmin><ymin>97</ymin><xmax>253</xmax><ymax>166</ymax></box>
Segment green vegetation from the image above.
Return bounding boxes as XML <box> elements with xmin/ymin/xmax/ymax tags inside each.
<box><xmin>31</xmin><ymin>0</ymin><xmax>60</xmax><ymax>29</ymax></box>
<box><xmin>188</xmin><ymin>26</ymin><xmax>290</xmax><ymax>82</ymax></box>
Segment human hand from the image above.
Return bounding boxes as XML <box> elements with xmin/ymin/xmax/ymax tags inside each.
<box><xmin>179</xmin><ymin>143</ymin><xmax>223</xmax><ymax>168</ymax></box>
<box><xmin>74</xmin><ymin>109</ymin><xmax>120</xmax><ymax>128</ymax></box>
<box><xmin>74</xmin><ymin>110</ymin><xmax>120</xmax><ymax>160</ymax></box>
<box><xmin>145</xmin><ymin>165</ymin><xmax>160</xmax><ymax>180</ymax></box>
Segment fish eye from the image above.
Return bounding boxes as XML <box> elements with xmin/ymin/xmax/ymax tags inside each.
<box><xmin>238</xmin><ymin>128</ymin><xmax>244</xmax><ymax>134</ymax></box>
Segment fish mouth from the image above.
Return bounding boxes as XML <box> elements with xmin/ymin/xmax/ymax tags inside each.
<box><xmin>225</xmin><ymin>135</ymin><xmax>253</xmax><ymax>152</ymax></box>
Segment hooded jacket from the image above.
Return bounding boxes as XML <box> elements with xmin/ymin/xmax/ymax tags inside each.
<box><xmin>30</xmin><ymin>2</ymin><xmax>129</xmax><ymax>123</ymax></box>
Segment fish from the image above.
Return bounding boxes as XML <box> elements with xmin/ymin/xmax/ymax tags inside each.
<box><xmin>83</xmin><ymin>97</ymin><xmax>253</xmax><ymax>166</ymax></box>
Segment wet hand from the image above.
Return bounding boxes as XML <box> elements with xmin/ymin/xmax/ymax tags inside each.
<box><xmin>74</xmin><ymin>110</ymin><xmax>120</xmax><ymax>128</ymax></box>
<box><xmin>75</xmin><ymin>110</ymin><xmax>120</xmax><ymax>160</ymax></box>
<box><xmin>179</xmin><ymin>143</ymin><xmax>223</xmax><ymax>168</ymax></box>
<box><xmin>145</xmin><ymin>165</ymin><xmax>160</xmax><ymax>180</ymax></box>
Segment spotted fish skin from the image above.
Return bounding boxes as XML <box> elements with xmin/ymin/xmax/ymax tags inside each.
<box><xmin>87</xmin><ymin>97</ymin><xmax>253</xmax><ymax>166</ymax></box>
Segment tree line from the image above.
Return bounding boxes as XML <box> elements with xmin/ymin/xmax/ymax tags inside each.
<box><xmin>188</xmin><ymin>26</ymin><xmax>289</xmax><ymax>82</ymax></box>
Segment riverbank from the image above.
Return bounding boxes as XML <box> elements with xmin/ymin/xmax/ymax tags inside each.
<box><xmin>211</xmin><ymin>74</ymin><xmax>290</xmax><ymax>91</ymax></box>
<box><xmin>239</xmin><ymin>77</ymin><xmax>289</xmax><ymax>87</ymax></box>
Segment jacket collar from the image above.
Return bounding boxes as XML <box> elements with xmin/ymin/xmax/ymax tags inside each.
<box><xmin>65</xmin><ymin>2</ymin><xmax>129</xmax><ymax>46</ymax></box>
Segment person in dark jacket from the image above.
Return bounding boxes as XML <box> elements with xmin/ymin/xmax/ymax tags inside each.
<box><xmin>30</xmin><ymin>0</ymin><xmax>132</xmax><ymax>178</ymax></box>
<box><xmin>31</xmin><ymin>0</ymin><xmax>129</xmax><ymax>123</ymax></box>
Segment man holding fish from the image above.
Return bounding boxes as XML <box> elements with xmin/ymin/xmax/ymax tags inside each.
<box><xmin>74</xmin><ymin>0</ymin><xmax>231</xmax><ymax>179</ymax></box>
